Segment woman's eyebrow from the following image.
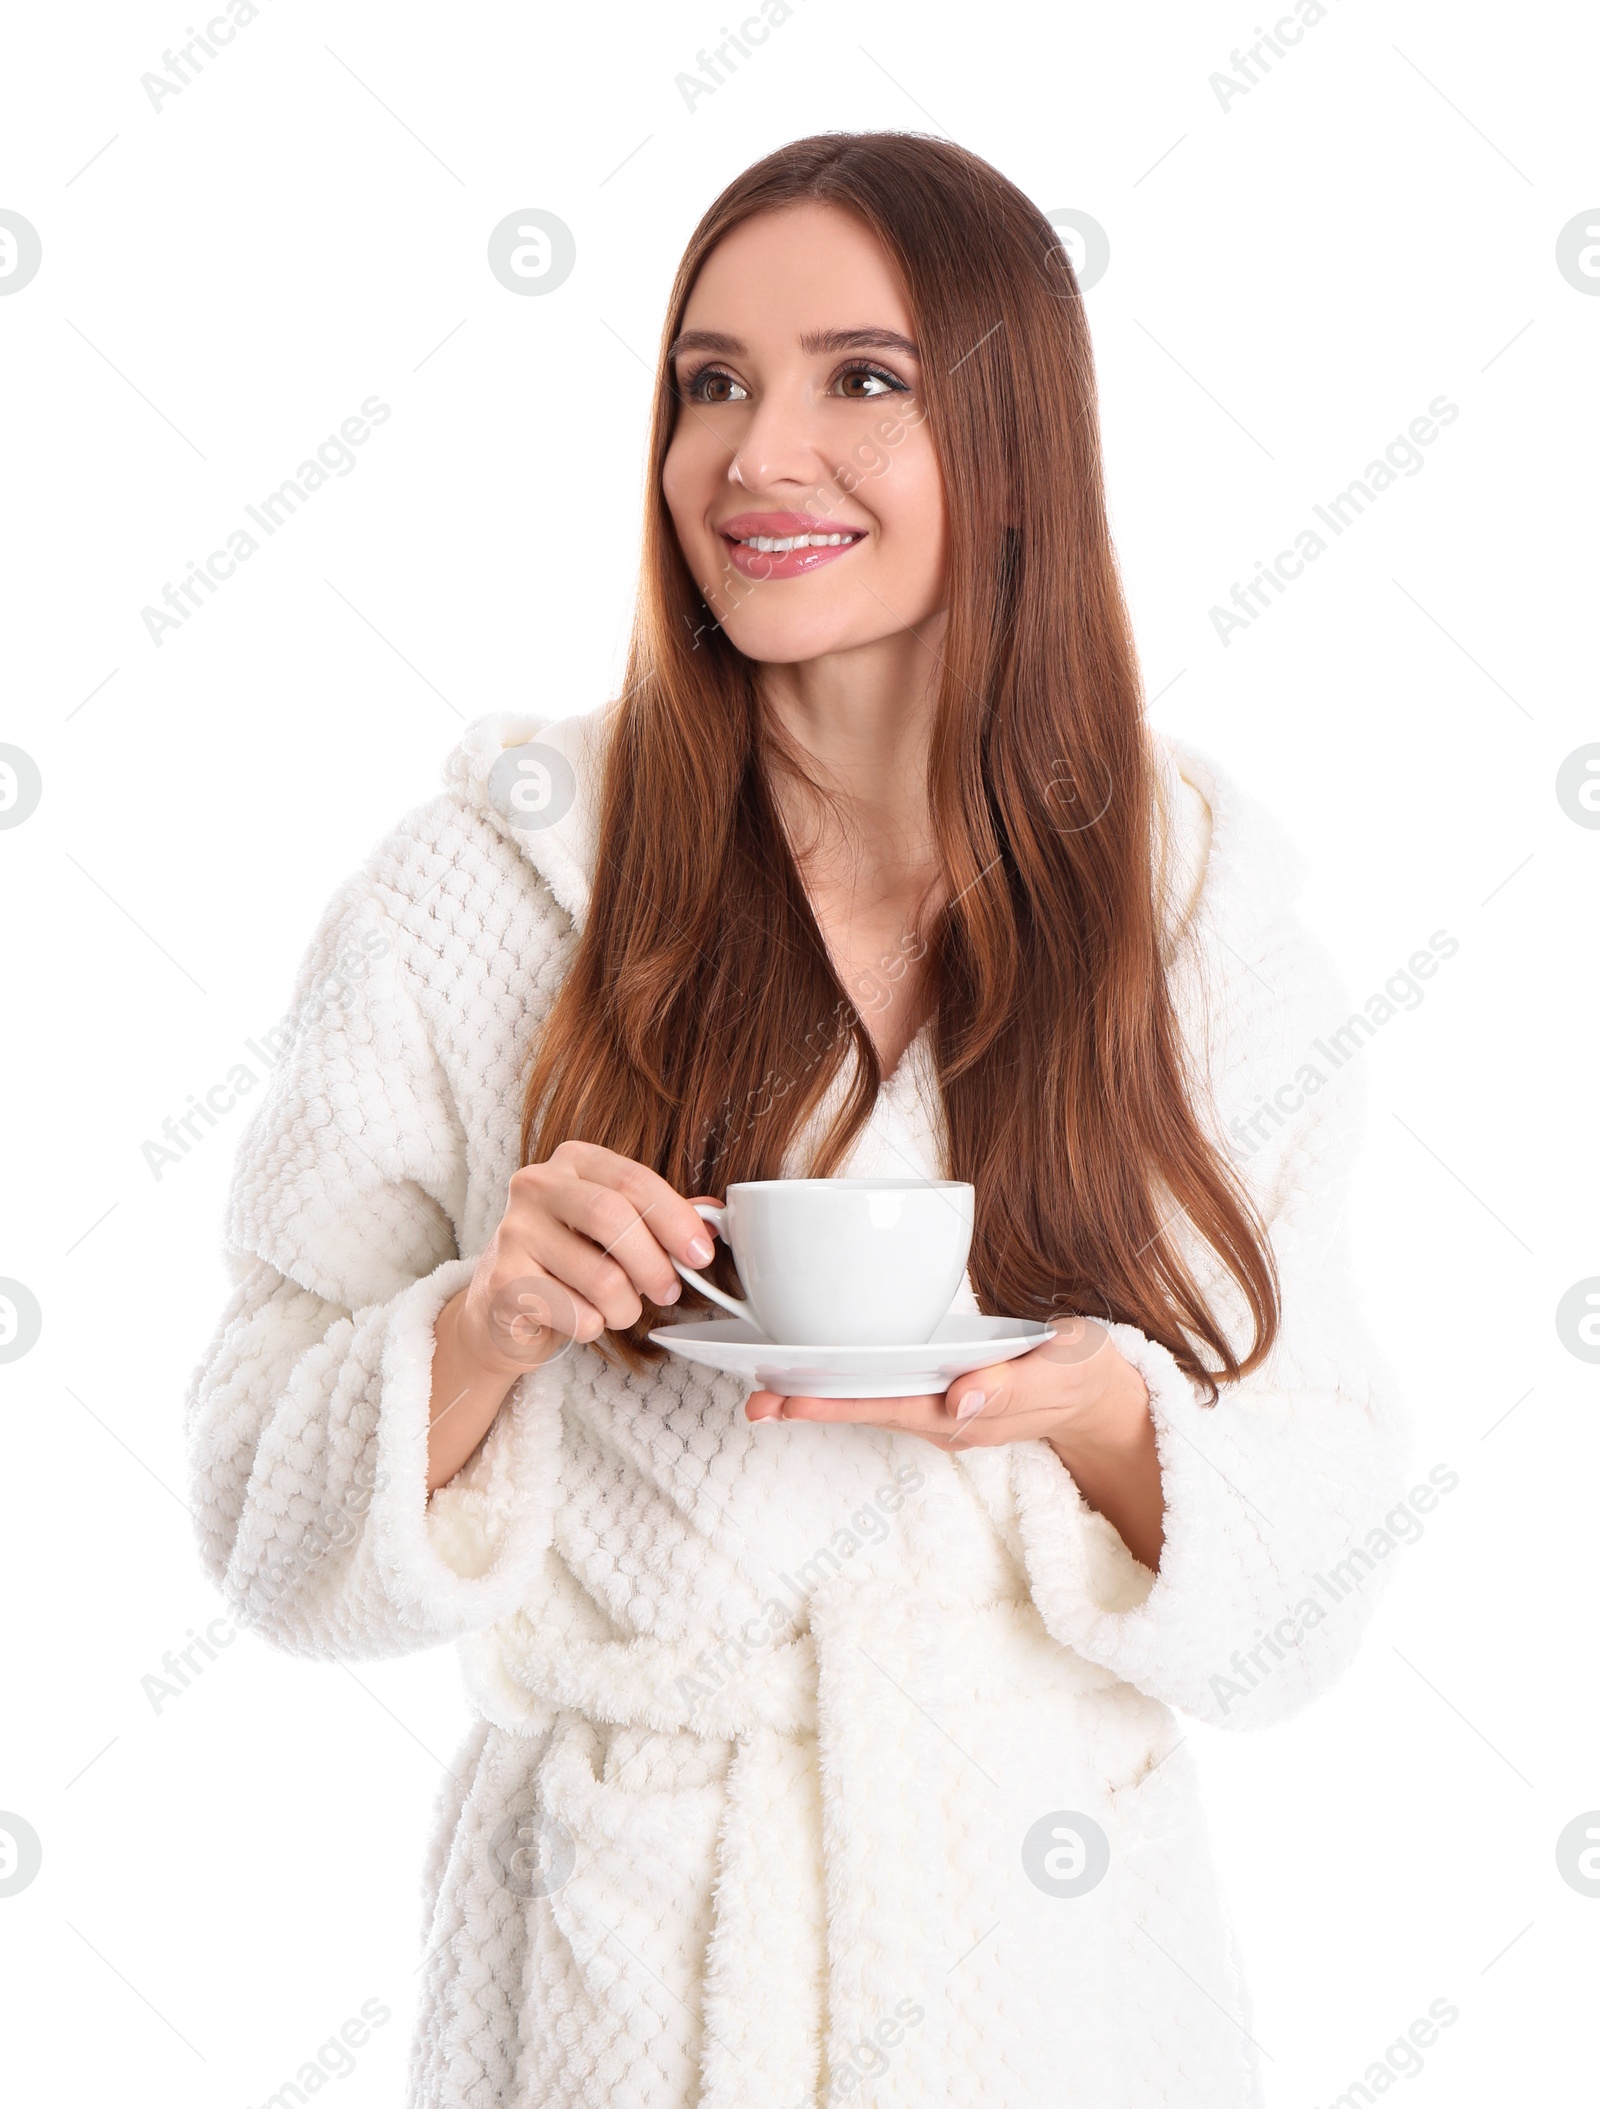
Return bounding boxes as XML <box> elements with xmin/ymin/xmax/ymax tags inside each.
<box><xmin>800</xmin><ymin>327</ymin><xmax>920</xmax><ymax>358</ymax></box>
<box><xmin>668</xmin><ymin>329</ymin><xmax>742</xmax><ymax>361</ymax></box>
<box><xmin>667</xmin><ymin>325</ymin><xmax>921</xmax><ymax>361</ymax></box>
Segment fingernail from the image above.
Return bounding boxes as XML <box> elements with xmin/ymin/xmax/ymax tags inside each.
<box><xmin>688</xmin><ymin>1236</ymin><xmax>714</xmax><ymax>1264</ymax></box>
<box><xmin>662</xmin><ymin>1280</ymin><xmax>681</xmax><ymax>1303</ymax></box>
<box><xmin>954</xmin><ymin>1386</ymin><xmax>987</xmax><ymax>1422</ymax></box>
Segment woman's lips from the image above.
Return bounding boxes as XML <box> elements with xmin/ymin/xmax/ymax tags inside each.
<box><xmin>718</xmin><ymin>512</ymin><xmax>867</xmax><ymax>581</ymax></box>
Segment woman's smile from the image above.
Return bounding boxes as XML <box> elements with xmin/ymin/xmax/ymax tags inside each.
<box><xmin>718</xmin><ymin>508</ymin><xmax>868</xmax><ymax>579</ymax></box>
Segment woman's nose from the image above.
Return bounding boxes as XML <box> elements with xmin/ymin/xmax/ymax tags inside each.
<box><xmin>727</xmin><ymin>385</ymin><xmax>833</xmax><ymax>492</ymax></box>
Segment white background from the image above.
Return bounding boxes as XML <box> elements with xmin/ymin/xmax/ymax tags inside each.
<box><xmin>2</xmin><ymin>0</ymin><xmax>1595</xmax><ymax>2102</ymax></box>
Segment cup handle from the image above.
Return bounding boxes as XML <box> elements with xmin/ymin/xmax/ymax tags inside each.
<box><xmin>672</xmin><ymin>1201</ymin><xmax>757</xmax><ymax>1324</ymax></box>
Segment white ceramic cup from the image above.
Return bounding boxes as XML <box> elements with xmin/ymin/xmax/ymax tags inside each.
<box><xmin>670</xmin><ymin>1177</ymin><xmax>975</xmax><ymax>1346</ymax></box>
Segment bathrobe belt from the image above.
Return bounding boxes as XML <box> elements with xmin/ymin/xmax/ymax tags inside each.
<box><xmin>457</xmin><ymin>1576</ymin><xmax>1128</xmax><ymax>2107</ymax></box>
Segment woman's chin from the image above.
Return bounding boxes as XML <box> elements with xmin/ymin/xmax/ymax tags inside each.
<box><xmin>714</xmin><ymin>610</ymin><xmax>919</xmax><ymax>667</ymax></box>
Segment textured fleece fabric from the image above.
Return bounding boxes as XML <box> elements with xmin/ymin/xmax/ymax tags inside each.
<box><xmin>184</xmin><ymin>701</ymin><xmax>1411</xmax><ymax>2108</ymax></box>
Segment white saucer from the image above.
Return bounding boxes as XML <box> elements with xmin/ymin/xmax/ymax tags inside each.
<box><xmin>647</xmin><ymin>1313</ymin><xmax>1057</xmax><ymax>1398</ymax></box>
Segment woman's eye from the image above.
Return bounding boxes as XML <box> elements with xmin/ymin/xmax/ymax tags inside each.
<box><xmin>833</xmin><ymin>364</ymin><xmax>905</xmax><ymax>400</ymax></box>
<box><xmin>683</xmin><ymin>367</ymin><xmax>749</xmax><ymax>404</ymax></box>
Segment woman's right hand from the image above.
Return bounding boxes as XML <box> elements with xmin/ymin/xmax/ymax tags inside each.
<box><xmin>453</xmin><ymin>1141</ymin><xmax>718</xmax><ymax>1376</ymax></box>
<box><xmin>427</xmin><ymin>1144</ymin><xmax>719</xmax><ymax>1491</ymax></box>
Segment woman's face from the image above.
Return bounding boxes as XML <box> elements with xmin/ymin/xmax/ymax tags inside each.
<box><xmin>662</xmin><ymin>202</ymin><xmax>947</xmax><ymax>666</ymax></box>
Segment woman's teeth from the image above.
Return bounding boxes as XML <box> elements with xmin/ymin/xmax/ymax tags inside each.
<box><xmin>732</xmin><ymin>531</ymin><xmax>859</xmax><ymax>552</ymax></box>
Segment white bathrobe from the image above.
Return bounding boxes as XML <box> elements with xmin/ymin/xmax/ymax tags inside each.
<box><xmin>185</xmin><ymin>702</ymin><xmax>1410</xmax><ymax>2107</ymax></box>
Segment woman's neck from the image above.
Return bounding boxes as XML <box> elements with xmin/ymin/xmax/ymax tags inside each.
<box><xmin>757</xmin><ymin>616</ymin><xmax>949</xmax><ymax>1074</ymax></box>
<box><xmin>757</xmin><ymin>612</ymin><xmax>946</xmax><ymax>905</ymax></box>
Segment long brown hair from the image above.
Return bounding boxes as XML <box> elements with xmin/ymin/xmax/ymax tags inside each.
<box><xmin>521</xmin><ymin>130</ymin><xmax>1278</xmax><ymax>1402</ymax></box>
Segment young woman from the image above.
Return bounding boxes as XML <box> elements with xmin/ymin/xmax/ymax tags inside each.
<box><xmin>187</xmin><ymin>132</ymin><xmax>1407</xmax><ymax>2108</ymax></box>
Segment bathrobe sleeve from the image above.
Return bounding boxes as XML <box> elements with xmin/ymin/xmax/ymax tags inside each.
<box><xmin>1007</xmin><ymin>779</ymin><xmax>1415</xmax><ymax>1730</ymax></box>
<box><xmin>182</xmin><ymin>847</ymin><xmax>564</xmax><ymax>1663</ymax></box>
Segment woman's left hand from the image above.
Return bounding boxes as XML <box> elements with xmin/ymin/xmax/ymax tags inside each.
<box><xmin>747</xmin><ymin>1316</ymin><xmax>1167</xmax><ymax>1570</ymax></box>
